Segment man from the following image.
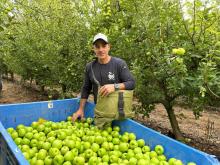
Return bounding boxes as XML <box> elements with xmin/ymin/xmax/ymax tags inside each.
<box><xmin>72</xmin><ymin>33</ymin><xmax>135</xmax><ymax>121</ymax></box>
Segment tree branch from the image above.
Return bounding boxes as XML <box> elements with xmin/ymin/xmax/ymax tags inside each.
<box><xmin>205</xmin><ymin>83</ymin><xmax>220</xmax><ymax>99</ymax></box>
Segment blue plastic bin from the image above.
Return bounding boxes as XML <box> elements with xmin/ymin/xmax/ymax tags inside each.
<box><xmin>0</xmin><ymin>99</ymin><xmax>219</xmax><ymax>165</ymax></box>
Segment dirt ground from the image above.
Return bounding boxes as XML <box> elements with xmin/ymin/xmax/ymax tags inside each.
<box><xmin>0</xmin><ymin>79</ymin><xmax>220</xmax><ymax>160</ymax></box>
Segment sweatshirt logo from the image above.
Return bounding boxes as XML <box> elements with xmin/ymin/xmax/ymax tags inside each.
<box><xmin>108</xmin><ymin>72</ymin><xmax>115</xmax><ymax>80</ymax></box>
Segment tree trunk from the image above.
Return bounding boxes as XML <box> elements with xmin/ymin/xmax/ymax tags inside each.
<box><xmin>61</xmin><ymin>84</ymin><xmax>67</xmax><ymax>93</ymax></box>
<box><xmin>10</xmin><ymin>72</ymin><xmax>14</xmax><ymax>81</ymax></box>
<box><xmin>164</xmin><ymin>102</ymin><xmax>184</xmax><ymax>141</ymax></box>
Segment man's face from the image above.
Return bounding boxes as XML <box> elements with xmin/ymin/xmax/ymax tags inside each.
<box><xmin>93</xmin><ymin>39</ymin><xmax>110</xmax><ymax>60</ymax></box>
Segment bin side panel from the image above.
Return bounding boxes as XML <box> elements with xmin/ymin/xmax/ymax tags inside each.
<box><xmin>113</xmin><ymin>119</ymin><xmax>219</xmax><ymax>165</ymax></box>
<box><xmin>0</xmin><ymin>122</ymin><xmax>29</xmax><ymax>165</ymax></box>
<box><xmin>0</xmin><ymin>99</ymin><xmax>94</xmax><ymax>129</ymax></box>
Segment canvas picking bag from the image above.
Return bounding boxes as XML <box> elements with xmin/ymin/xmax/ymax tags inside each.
<box><xmin>91</xmin><ymin>61</ymin><xmax>134</xmax><ymax>129</ymax></box>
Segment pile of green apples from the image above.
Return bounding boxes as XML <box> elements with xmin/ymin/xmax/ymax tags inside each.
<box><xmin>7</xmin><ymin>117</ymin><xmax>197</xmax><ymax>165</ymax></box>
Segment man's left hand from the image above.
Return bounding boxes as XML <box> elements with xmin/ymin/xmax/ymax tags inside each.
<box><xmin>99</xmin><ymin>84</ymin><xmax>115</xmax><ymax>97</ymax></box>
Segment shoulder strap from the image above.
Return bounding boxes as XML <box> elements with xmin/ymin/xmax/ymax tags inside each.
<box><xmin>90</xmin><ymin>60</ymin><xmax>101</xmax><ymax>88</ymax></box>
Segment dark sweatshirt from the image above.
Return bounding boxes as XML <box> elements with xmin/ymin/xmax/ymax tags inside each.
<box><xmin>81</xmin><ymin>57</ymin><xmax>135</xmax><ymax>103</ymax></box>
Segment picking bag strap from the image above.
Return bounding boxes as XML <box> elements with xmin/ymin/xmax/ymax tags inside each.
<box><xmin>118</xmin><ymin>92</ymin><xmax>125</xmax><ymax>119</ymax></box>
<box><xmin>91</xmin><ymin>61</ymin><xmax>100</xmax><ymax>87</ymax></box>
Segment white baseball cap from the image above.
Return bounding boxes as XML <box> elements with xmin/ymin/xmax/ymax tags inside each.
<box><xmin>93</xmin><ymin>33</ymin><xmax>108</xmax><ymax>44</ymax></box>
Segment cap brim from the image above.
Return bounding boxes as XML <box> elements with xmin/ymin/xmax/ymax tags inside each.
<box><xmin>93</xmin><ymin>38</ymin><xmax>108</xmax><ymax>44</ymax></box>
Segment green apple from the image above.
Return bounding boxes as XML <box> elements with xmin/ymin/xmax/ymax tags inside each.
<box><xmin>119</xmin><ymin>142</ymin><xmax>129</xmax><ymax>152</ymax></box>
<box><xmin>121</xmin><ymin>134</ymin><xmax>129</xmax><ymax>142</ymax></box>
<box><xmin>160</xmin><ymin>161</ymin><xmax>169</xmax><ymax>165</ymax></box>
<box><xmin>74</xmin><ymin>156</ymin><xmax>85</xmax><ymax>165</ymax></box>
<box><xmin>102</xmin><ymin>154</ymin><xmax>109</xmax><ymax>162</ymax></box>
<box><xmin>134</xmin><ymin>147</ymin><xmax>142</xmax><ymax>154</ymax></box>
<box><xmin>105</xmin><ymin>126</ymin><xmax>112</xmax><ymax>133</ymax></box>
<box><xmin>64</xmin><ymin>151</ymin><xmax>74</xmax><ymax>161</ymax></box>
<box><xmin>16</xmin><ymin>124</ymin><xmax>25</xmax><ymax>130</ymax></box>
<box><xmin>135</xmin><ymin>153</ymin><xmax>143</xmax><ymax>160</ymax></box>
<box><xmin>138</xmin><ymin>158</ymin><xmax>149</xmax><ymax>165</ymax></box>
<box><xmin>150</xmin><ymin>151</ymin><xmax>158</xmax><ymax>158</ymax></box>
<box><xmin>7</xmin><ymin>127</ymin><xmax>14</xmax><ymax>134</ymax></box>
<box><xmin>110</xmin><ymin>154</ymin><xmax>119</xmax><ymax>163</ymax></box>
<box><xmin>172</xmin><ymin>48</ymin><xmax>178</xmax><ymax>54</ymax></box>
<box><xmin>30</xmin><ymin>157</ymin><xmax>37</xmax><ymax>164</ymax></box>
<box><xmin>168</xmin><ymin>158</ymin><xmax>177</xmax><ymax>165</ymax></box>
<box><xmin>30</xmin><ymin>139</ymin><xmax>38</xmax><ymax>147</ymax></box>
<box><xmin>67</xmin><ymin>116</ymin><xmax>72</xmax><ymax>121</ymax></box>
<box><xmin>37</xmin><ymin>149</ymin><xmax>47</xmax><ymax>160</ymax></box>
<box><xmin>150</xmin><ymin>157</ymin><xmax>160</xmax><ymax>164</ymax></box>
<box><xmin>91</xmin><ymin>143</ymin><xmax>100</xmax><ymax>152</ymax></box>
<box><xmin>88</xmin><ymin>156</ymin><xmax>99</xmax><ymax>165</ymax></box>
<box><xmin>112</xmin><ymin>138</ymin><xmax>120</xmax><ymax>145</ymax></box>
<box><xmin>57</xmin><ymin>131</ymin><xmax>67</xmax><ymax>140</ymax></box>
<box><xmin>74</xmin><ymin>141</ymin><xmax>81</xmax><ymax>150</ymax></box>
<box><xmin>97</xmin><ymin>148</ymin><xmax>107</xmax><ymax>157</ymax></box>
<box><xmin>142</xmin><ymin>145</ymin><xmax>151</xmax><ymax>153</ymax></box>
<box><xmin>61</xmin><ymin>146</ymin><xmax>69</xmax><ymax>155</ymax></box>
<box><xmin>155</xmin><ymin>145</ymin><xmax>164</xmax><ymax>155</ymax></box>
<box><xmin>137</xmin><ymin>139</ymin><xmax>145</xmax><ymax>147</ymax></box>
<box><xmin>44</xmin><ymin>156</ymin><xmax>53</xmax><ymax>165</ymax></box>
<box><xmin>101</xmin><ymin>141</ymin><xmax>109</xmax><ymax>151</ymax></box>
<box><xmin>66</xmin><ymin>140</ymin><xmax>75</xmax><ymax>149</ymax></box>
<box><xmin>18</xmin><ymin>128</ymin><xmax>26</xmax><ymax>137</ymax></box>
<box><xmin>26</xmin><ymin>126</ymin><xmax>33</xmax><ymax>132</ymax></box>
<box><xmin>35</xmin><ymin>159</ymin><xmax>44</xmax><ymax>165</ymax></box>
<box><xmin>47</xmin><ymin>131</ymin><xmax>56</xmax><ymax>137</ymax></box>
<box><xmin>76</xmin><ymin>129</ymin><xmax>84</xmax><ymax>137</ymax></box>
<box><xmin>107</xmin><ymin>135</ymin><xmax>113</xmax><ymax>142</ymax></box>
<box><xmin>11</xmin><ymin>131</ymin><xmax>18</xmax><ymax>139</ymax></box>
<box><xmin>14</xmin><ymin>137</ymin><xmax>22</xmax><ymax>145</ymax></box>
<box><xmin>129</xmin><ymin>140</ymin><xmax>138</xmax><ymax>149</ymax></box>
<box><xmin>111</xmin><ymin>131</ymin><xmax>120</xmax><ymax>138</ymax></box>
<box><xmin>158</xmin><ymin>154</ymin><xmax>167</xmax><ymax>161</ymax></box>
<box><xmin>52</xmin><ymin>139</ymin><xmax>62</xmax><ymax>149</ymax></box>
<box><xmin>71</xmin><ymin>148</ymin><xmax>79</xmax><ymax>157</ymax></box>
<box><xmin>127</xmin><ymin>150</ymin><xmax>135</xmax><ymax>159</ymax></box>
<box><xmin>143</xmin><ymin>153</ymin><xmax>150</xmax><ymax>160</ymax></box>
<box><xmin>176</xmin><ymin>48</ymin><xmax>186</xmax><ymax>55</ymax></box>
<box><xmin>128</xmin><ymin>133</ymin><xmax>136</xmax><ymax>140</ymax></box>
<box><xmin>174</xmin><ymin>160</ymin><xmax>183</xmax><ymax>165</ymax></box>
<box><xmin>86</xmin><ymin>117</ymin><xmax>93</xmax><ymax>124</ymax></box>
<box><xmin>101</xmin><ymin>130</ymin><xmax>109</xmax><ymax>137</ymax></box>
<box><xmin>44</xmin><ymin>127</ymin><xmax>51</xmax><ymax>134</ymax></box>
<box><xmin>187</xmin><ymin>162</ymin><xmax>197</xmax><ymax>165</ymax></box>
<box><xmin>37</xmin><ymin>124</ymin><xmax>45</xmax><ymax>132</ymax></box>
<box><xmin>63</xmin><ymin>161</ymin><xmax>72</xmax><ymax>165</ymax></box>
<box><xmin>42</xmin><ymin>141</ymin><xmax>51</xmax><ymax>150</ymax></box>
<box><xmin>113</xmin><ymin>126</ymin><xmax>120</xmax><ymax>132</ymax></box>
<box><xmin>31</xmin><ymin>122</ymin><xmax>39</xmax><ymax>129</ymax></box>
<box><xmin>21</xmin><ymin>145</ymin><xmax>30</xmax><ymax>152</ymax></box>
<box><xmin>53</xmin><ymin>154</ymin><xmax>64</xmax><ymax>165</ymax></box>
<box><xmin>85</xmin><ymin>149</ymin><xmax>94</xmax><ymax>159</ymax></box>
<box><xmin>129</xmin><ymin>157</ymin><xmax>138</xmax><ymax>164</ymax></box>
<box><xmin>95</xmin><ymin>135</ymin><xmax>104</xmax><ymax>144</ymax></box>
<box><xmin>49</xmin><ymin>148</ymin><xmax>61</xmax><ymax>158</ymax></box>
<box><xmin>25</xmin><ymin>132</ymin><xmax>33</xmax><ymax>139</ymax></box>
<box><xmin>37</xmin><ymin>141</ymin><xmax>44</xmax><ymax>150</ymax></box>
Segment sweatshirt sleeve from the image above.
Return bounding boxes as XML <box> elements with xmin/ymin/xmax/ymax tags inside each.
<box><xmin>119</xmin><ymin>60</ymin><xmax>135</xmax><ymax>90</ymax></box>
<box><xmin>80</xmin><ymin>63</ymin><xmax>92</xmax><ymax>99</ymax></box>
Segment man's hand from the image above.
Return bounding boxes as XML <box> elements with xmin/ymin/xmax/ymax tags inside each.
<box><xmin>72</xmin><ymin>109</ymin><xmax>84</xmax><ymax>122</ymax></box>
<box><xmin>99</xmin><ymin>84</ymin><xmax>115</xmax><ymax>97</ymax></box>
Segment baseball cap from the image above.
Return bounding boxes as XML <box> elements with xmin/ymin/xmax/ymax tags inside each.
<box><xmin>93</xmin><ymin>33</ymin><xmax>108</xmax><ymax>44</ymax></box>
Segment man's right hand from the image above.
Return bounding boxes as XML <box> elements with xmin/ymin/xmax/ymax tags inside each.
<box><xmin>72</xmin><ymin>109</ymin><xmax>84</xmax><ymax>122</ymax></box>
